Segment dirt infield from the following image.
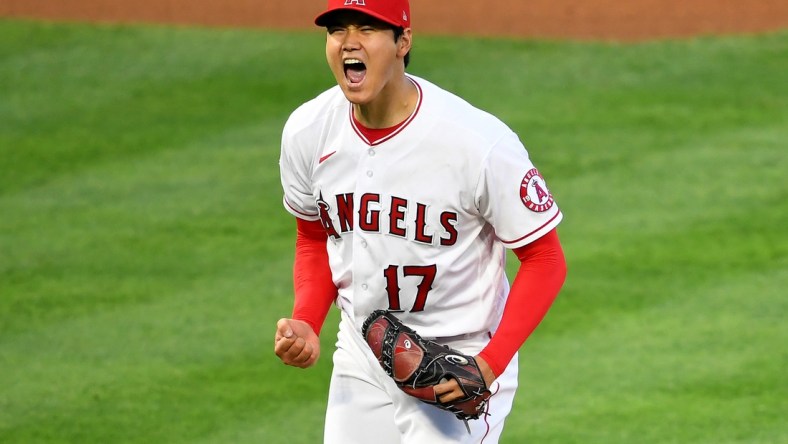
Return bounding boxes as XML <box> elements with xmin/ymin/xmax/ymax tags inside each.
<box><xmin>1</xmin><ymin>0</ymin><xmax>787</xmax><ymax>40</ymax></box>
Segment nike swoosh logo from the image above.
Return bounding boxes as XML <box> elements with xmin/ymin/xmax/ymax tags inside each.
<box><xmin>319</xmin><ymin>150</ymin><xmax>337</xmax><ymax>164</ymax></box>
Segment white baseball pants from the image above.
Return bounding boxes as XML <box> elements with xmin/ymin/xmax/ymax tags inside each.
<box><xmin>323</xmin><ymin>310</ymin><xmax>518</xmax><ymax>443</ymax></box>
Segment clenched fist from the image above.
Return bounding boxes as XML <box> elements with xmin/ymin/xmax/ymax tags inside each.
<box><xmin>274</xmin><ymin>318</ymin><xmax>321</xmax><ymax>368</ymax></box>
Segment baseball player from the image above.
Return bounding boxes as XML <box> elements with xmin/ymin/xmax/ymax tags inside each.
<box><xmin>274</xmin><ymin>0</ymin><xmax>567</xmax><ymax>442</ymax></box>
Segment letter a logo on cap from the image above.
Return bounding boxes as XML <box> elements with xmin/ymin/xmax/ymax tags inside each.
<box><xmin>316</xmin><ymin>0</ymin><xmax>408</xmax><ymax>28</ymax></box>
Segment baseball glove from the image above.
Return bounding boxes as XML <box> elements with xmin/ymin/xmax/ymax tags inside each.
<box><xmin>361</xmin><ymin>309</ymin><xmax>491</xmax><ymax>422</ymax></box>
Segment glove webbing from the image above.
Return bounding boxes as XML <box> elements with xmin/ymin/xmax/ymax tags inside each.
<box><xmin>378</xmin><ymin>318</ymin><xmax>399</xmax><ymax>378</ymax></box>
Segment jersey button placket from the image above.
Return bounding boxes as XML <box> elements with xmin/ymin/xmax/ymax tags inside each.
<box><xmin>365</xmin><ymin>147</ymin><xmax>376</xmax><ymax>177</ymax></box>
<box><xmin>355</xmin><ymin>144</ymin><xmax>377</xmax><ymax>304</ymax></box>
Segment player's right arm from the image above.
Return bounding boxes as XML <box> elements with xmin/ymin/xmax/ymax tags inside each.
<box><xmin>276</xmin><ymin>95</ymin><xmax>344</xmax><ymax>368</ymax></box>
<box><xmin>274</xmin><ymin>218</ymin><xmax>337</xmax><ymax>368</ymax></box>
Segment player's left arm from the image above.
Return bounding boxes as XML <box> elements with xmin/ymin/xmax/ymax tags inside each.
<box><xmin>434</xmin><ymin>228</ymin><xmax>566</xmax><ymax>402</ymax></box>
<box><xmin>478</xmin><ymin>228</ymin><xmax>566</xmax><ymax>378</ymax></box>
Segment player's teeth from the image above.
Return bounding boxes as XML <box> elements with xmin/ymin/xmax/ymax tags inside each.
<box><xmin>344</xmin><ymin>59</ymin><xmax>362</xmax><ymax>65</ymax></box>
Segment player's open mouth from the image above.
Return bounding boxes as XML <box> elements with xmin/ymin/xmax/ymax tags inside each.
<box><xmin>344</xmin><ymin>58</ymin><xmax>366</xmax><ymax>85</ymax></box>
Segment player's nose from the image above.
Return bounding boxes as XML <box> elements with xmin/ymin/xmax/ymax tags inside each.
<box><xmin>341</xmin><ymin>29</ymin><xmax>362</xmax><ymax>50</ymax></box>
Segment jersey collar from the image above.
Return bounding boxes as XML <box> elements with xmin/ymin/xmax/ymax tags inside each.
<box><xmin>349</xmin><ymin>76</ymin><xmax>423</xmax><ymax>147</ymax></box>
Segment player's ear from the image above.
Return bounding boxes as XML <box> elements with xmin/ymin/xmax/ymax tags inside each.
<box><xmin>397</xmin><ymin>28</ymin><xmax>412</xmax><ymax>59</ymax></box>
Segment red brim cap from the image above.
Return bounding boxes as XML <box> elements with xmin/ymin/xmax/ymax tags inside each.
<box><xmin>314</xmin><ymin>0</ymin><xmax>410</xmax><ymax>29</ymax></box>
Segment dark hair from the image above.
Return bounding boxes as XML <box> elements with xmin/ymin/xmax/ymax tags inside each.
<box><xmin>393</xmin><ymin>27</ymin><xmax>411</xmax><ymax>68</ymax></box>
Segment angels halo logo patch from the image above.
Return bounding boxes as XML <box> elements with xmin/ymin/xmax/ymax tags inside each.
<box><xmin>520</xmin><ymin>168</ymin><xmax>554</xmax><ymax>213</ymax></box>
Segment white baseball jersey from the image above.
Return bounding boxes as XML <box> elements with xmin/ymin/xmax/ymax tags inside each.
<box><xmin>280</xmin><ymin>75</ymin><xmax>562</xmax><ymax>339</ymax></box>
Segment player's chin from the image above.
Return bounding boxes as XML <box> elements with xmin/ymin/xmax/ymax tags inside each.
<box><xmin>340</xmin><ymin>87</ymin><xmax>374</xmax><ymax>106</ymax></box>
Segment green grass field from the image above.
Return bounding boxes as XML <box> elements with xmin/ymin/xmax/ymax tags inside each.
<box><xmin>1</xmin><ymin>19</ymin><xmax>786</xmax><ymax>443</ymax></box>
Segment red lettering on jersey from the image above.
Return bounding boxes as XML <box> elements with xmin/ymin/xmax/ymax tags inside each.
<box><xmin>336</xmin><ymin>193</ymin><xmax>354</xmax><ymax>233</ymax></box>
<box><xmin>359</xmin><ymin>193</ymin><xmax>381</xmax><ymax>232</ymax></box>
<box><xmin>413</xmin><ymin>203</ymin><xmax>433</xmax><ymax>244</ymax></box>
<box><xmin>319</xmin><ymin>192</ymin><xmax>460</xmax><ymax>246</ymax></box>
<box><xmin>316</xmin><ymin>192</ymin><xmax>340</xmax><ymax>240</ymax></box>
<box><xmin>439</xmin><ymin>212</ymin><xmax>458</xmax><ymax>246</ymax></box>
<box><xmin>389</xmin><ymin>196</ymin><xmax>408</xmax><ymax>238</ymax></box>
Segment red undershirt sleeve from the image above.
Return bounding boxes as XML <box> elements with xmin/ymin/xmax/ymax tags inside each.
<box><xmin>292</xmin><ymin>217</ymin><xmax>338</xmax><ymax>336</ymax></box>
<box><xmin>477</xmin><ymin>228</ymin><xmax>567</xmax><ymax>377</ymax></box>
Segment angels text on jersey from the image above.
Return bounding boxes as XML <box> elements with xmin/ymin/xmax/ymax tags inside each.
<box><xmin>317</xmin><ymin>191</ymin><xmax>458</xmax><ymax>247</ymax></box>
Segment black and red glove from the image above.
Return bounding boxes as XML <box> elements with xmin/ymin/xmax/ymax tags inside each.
<box><xmin>362</xmin><ymin>310</ymin><xmax>491</xmax><ymax>421</ymax></box>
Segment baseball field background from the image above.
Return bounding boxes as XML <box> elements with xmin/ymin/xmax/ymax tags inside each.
<box><xmin>1</xmin><ymin>1</ymin><xmax>787</xmax><ymax>443</ymax></box>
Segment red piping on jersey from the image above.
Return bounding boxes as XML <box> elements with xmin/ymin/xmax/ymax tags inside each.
<box><xmin>349</xmin><ymin>76</ymin><xmax>423</xmax><ymax>146</ymax></box>
<box><xmin>285</xmin><ymin>197</ymin><xmax>318</xmax><ymax>219</ymax></box>
<box><xmin>499</xmin><ymin>210</ymin><xmax>562</xmax><ymax>245</ymax></box>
